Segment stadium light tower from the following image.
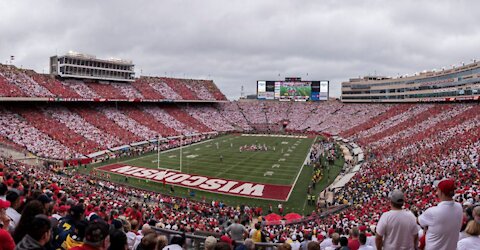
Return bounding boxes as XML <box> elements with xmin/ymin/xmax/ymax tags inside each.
<box><xmin>179</xmin><ymin>135</ymin><xmax>183</xmax><ymax>173</ymax></box>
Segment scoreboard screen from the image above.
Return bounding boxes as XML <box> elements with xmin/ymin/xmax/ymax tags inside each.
<box><xmin>257</xmin><ymin>78</ymin><xmax>329</xmax><ymax>101</ymax></box>
<box><xmin>278</xmin><ymin>82</ymin><xmax>311</xmax><ymax>100</ymax></box>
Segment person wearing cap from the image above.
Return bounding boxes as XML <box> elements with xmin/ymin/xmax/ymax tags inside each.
<box><xmin>15</xmin><ymin>214</ymin><xmax>52</xmax><ymax>250</ymax></box>
<box><xmin>70</xmin><ymin>220</ymin><xmax>110</xmax><ymax>250</ymax></box>
<box><xmin>0</xmin><ymin>199</ymin><xmax>15</xmax><ymax>250</ymax></box>
<box><xmin>52</xmin><ymin>204</ymin><xmax>85</xmax><ymax>249</ymax></box>
<box><xmin>225</xmin><ymin>216</ymin><xmax>248</xmax><ymax>241</ymax></box>
<box><xmin>375</xmin><ymin>189</ymin><xmax>418</xmax><ymax>250</ymax></box>
<box><xmin>418</xmin><ymin>179</ymin><xmax>463</xmax><ymax>250</ymax></box>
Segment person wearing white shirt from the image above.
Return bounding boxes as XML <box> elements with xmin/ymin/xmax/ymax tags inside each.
<box><xmin>418</xmin><ymin>179</ymin><xmax>463</xmax><ymax>250</ymax></box>
<box><xmin>359</xmin><ymin>233</ymin><xmax>374</xmax><ymax>250</ymax></box>
<box><xmin>324</xmin><ymin>233</ymin><xmax>340</xmax><ymax>250</ymax></box>
<box><xmin>456</xmin><ymin>220</ymin><xmax>480</xmax><ymax>250</ymax></box>
<box><xmin>5</xmin><ymin>190</ymin><xmax>21</xmax><ymax>233</ymax></box>
<box><xmin>419</xmin><ymin>179</ymin><xmax>463</xmax><ymax>250</ymax></box>
<box><xmin>375</xmin><ymin>190</ymin><xmax>418</xmax><ymax>250</ymax></box>
<box><xmin>290</xmin><ymin>234</ymin><xmax>301</xmax><ymax>250</ymax></box>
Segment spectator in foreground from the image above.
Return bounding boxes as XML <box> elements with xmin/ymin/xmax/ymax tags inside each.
<box><xmin>107</xmin><ymin>230</ymin><xmax>127</xmax><ymax>250</ymax></box>
<box><xmin>456</xmin><ymin>218</ymin><xmax>480</xmax><ymax>250</ymax></box>
<box><xmin>324</xmin><ymin>233</ymin><xmax>340</xmax><ymax>250</ymax></box>
<box><xmin>277</xmin><ymin>243</ymin><xmax>292</xmax><ymax>250</ymax></box>
<box><xmin>163</xmin><ymin>234</ymin><xmax>185</xmax><ymax>250</ymax></box>
<box><xmin>375</xmin><ymin>189</ymin><xmax>418</xmax><ymax>250</ymax></box>
<box><xmin>337</xmin><ymin>236</ymin><xmax>350</xmax><ymax>250</ymax></box>
<box><xmin>137</xmin><ymin>233</ymin><xmax>159</xmax><ymax>250</ymax></box>
<box><xmin>70</xmin><ymin>220</ymin><xmax>110</xmax><ymax>250</ymax></box>
<box><xmin>418</xmin><ymin>179</ymin><xmax>463</xmax><ymax>250</ymax></box>
<box><xmin>155</xmin><ymin>235</ymin><xmax>168</xmax><ymax>250</ymax></box>
<box><xmin>53</xmin><ymin>204</ymin><xmax>85</xmax><ymax>249</ymax></box>
<box><xmin>307</xmin><ymin>241</ymin><xmax>320</xmax><ymax>250</ymax></box>
<box><xmin>347</xmin><ymin>227</ymin><xmax>360</xmax><ymax>250</ymax></box>
<box><xmin>5</xmin><ymin>190</ymin><xmax>21</xmax><ymax>233</ymax></box>
<box><xmin>204</xmin><ymin>236</ymin><xmax>217</xmax><ymax>250</ymax></box>
<box><xmin>358</xmin><ymin>233</ymin><xmax>373</xmax><ymax>250</ymax></box>
<box><xmin>13</xmin><ymin>200</ymin><xmax>45</xmax><ymax>244</ymax></box>
<box><xmin>213</xmin><ymin>242</ymin><xmax>231</xmax><ymax>250</ymax></box>
<box><xmin>0</xmin><ymin>199</ymin><xmax>15</xmax><ymax>250</ymax></box>
<box><xmin>15</xmin><ymin>214</ymin><xmax>52</xmax><ymax>250</ymax></box>
<box><xmin>225</xmin><ymin>216</ymin><xmax>247</xmax><ymax>241</ymax></box>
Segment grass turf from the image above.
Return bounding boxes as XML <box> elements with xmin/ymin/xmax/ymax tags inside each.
<box><xmin>83</xmin><ymin>134</ymin><xmax>344</xmax><ymax>215</ymax></box>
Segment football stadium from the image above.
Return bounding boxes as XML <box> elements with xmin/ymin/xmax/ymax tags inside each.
<box><xmin>0</xmin><ymin>1</ymin><xmax>479</xmax><ymax>250</ymax></box>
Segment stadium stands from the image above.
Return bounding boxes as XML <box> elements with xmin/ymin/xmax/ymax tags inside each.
<box><xmin>0</xmin><ymin>64</ymin><xmax>227</xmax><ymax>101</ymax></box>
<box><xmin>0</xmin><ymin>65</ymin><xmax>54</xmax><ymax>97</ymax></box>
<box><xmin>0</xmin><ymin>65</ymin><xmax>478</xmax><ymax>249</ymax></box>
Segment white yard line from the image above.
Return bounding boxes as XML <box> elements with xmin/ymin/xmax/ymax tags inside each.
<box><xmin>118</xmin><ymin>138</ymin><xmax>214</xmax><ymax>165</ymax></box>
<box><xmin>285</xmin><ymin>136</ymin><xmax>317</xmax><ymax>201</ymax></box>
<box><xmin>214</xmin><ymin>150</ymin><xmax>263</xmax><ymax>177</ymax></box>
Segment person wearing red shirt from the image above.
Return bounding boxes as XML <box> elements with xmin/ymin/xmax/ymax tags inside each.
<box><xmin>0</xmin><ymin>199</ymin><xmax>15</xmax><ymax>250</ymax></box>
<box><xmin>348</xmin><ymin>227</ymin><xmax>360</xmax><ymax>250</ymax></box>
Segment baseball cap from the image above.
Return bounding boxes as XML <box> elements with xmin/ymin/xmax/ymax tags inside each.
<box><xmin>0</xmin><ymin>199</ymin><xmax>10</xmax><ymax>209</ymax></box>
<box><xmin>220</xmin><ymin>235</ymin><xmax>232</xmax><ymax>245</ymax></box>
<box><xmin>434</xmin><ymin>179</ymin><xmax>456</xmax><ymax>196</ymax></box>
<box><xmin>388</xmin><ymin>189</ymin><xmax>405</xmax><ymax>205</ymax></box>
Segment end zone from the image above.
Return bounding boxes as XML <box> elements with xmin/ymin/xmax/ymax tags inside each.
<box><xmin>97</xmin><ymin>164</ymin><xmax>293</xmax><ymax>201</ymax></box>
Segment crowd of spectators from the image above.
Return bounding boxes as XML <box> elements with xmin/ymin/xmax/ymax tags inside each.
<box><xmin>0</xmin><ymin>65</ymin><xmax>54</xmax><ymax>97</ymax></box>
<box><xmin>142</xmin><ymin>106</ymin><xmax>194</xmax><ymax>135</ymax></box>
<box><xmin>100</xmin><ymin>107</ymin><xmax>159</xmax><ymax>141</ymax></box>
<box><xmin>183</xmin><ymin>79</ymin><xmax>216</xmax><ymax>100</ymax></box>
<box><xmin>111</xmin><ymin>83</ymin><xmax>145</xmax><ymax>99</ymax></box>
<box><xmin>12</xmin><ymin>106</ymin><xmax>101</xmax><ymax>156</ymax></box>
<box><xmin>237</xmin><ymin>102</ymin><xmax>268</xmax><ymax>124</ymax></box>
<box><xmin>141</xmin><ymin>77</ymin><xmax>182</xmax><ymax>100</ymax></box>
<box><xmin>0</xmin><ymin>108</ymin><xmax>77</xmax><ymax>159</ymax></box>
<box><xmin>217</xmin><ymin>102</ymin><xmax>252</xmax><ymax>131</ymax></box>
<box><xmin>351</xmin><ymin>104</ymin><xmax>432</xmax><ymax>143</ymax></box>
<box><xmin>43</xmin><ymin>106</ymin><xmax>122</xmax><ymax>149</ymax></box>
<box><xmin>161</xmin><ymin>78</ymin><xmax>198</xmax><ymax>100</ymax></box>
<box><xmin>61</xmin><ymin>80</ymin><xmax>101</xmax><ymax>99</ymax></box>
<box><xmin>120</xmin><ymin>106</ymin><xmax>178</xmax><ymax>137</ymax></box>
<box><xmin>163</xmin><ymin>106</ymin><xmax>212</xmax><ymax>133</ymax></box>
<box><xmin>28</xmin><ymin>73</ymin><xmax>81</xmax><ymax>98</ymax></box>
<box><xmin>0</xmin><ymin>100</ymin><xmax>479</xmax><ymax>249</ymax></box>
<box><xmin>71</xmin><ymin>106</ymin><xmax>142</xmax><ymax>145</ymax></box>
<box><xmin>85</xmin><ymin>82</ymin><xmax>128</xmax><ymax>99</ymax></box>
<box><xmin>185</xmin><ymin>106</ymin><xmax>235</xmax><ymax>132</ymax></box>
<box><xmin>0</xmin><ymin>64</ymin><xmax>226</xmax><ymax>101</ymax></box>
<box><xmin>0</xmin><ymin>70</ymin><xmax>25</xmax><ymax>97</ymax></box>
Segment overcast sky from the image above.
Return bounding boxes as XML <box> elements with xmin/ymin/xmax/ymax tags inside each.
<box><xmin>1</xmin><ymin>0</ymin><xmax>479</xmax><ymax>99</ymax></box>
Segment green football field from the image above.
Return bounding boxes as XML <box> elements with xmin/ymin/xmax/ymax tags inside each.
<box><xmin>280</xmin><ymin>86</ymin><xmax>311</xmax><ymax>97</ymax></box>
<box><xmin>87</xmin><ymin>134</ymin><xmax>344</xmax><ymax>214</ymax></box>
<box><xmin>120</xmin><ymin>134</ymin><xmax>314</xmax><ymax>186</ymax></box>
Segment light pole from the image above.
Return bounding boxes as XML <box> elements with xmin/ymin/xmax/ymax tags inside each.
<box><xmin>157</xmin><ymin>135</ymin><xmax>161</xmax><ymax>169</ymax></box>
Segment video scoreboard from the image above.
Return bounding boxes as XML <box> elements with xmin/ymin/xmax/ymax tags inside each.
<box><xmin>257</xmin><ymin>77</ymin><xmax>329</xmax><ymax>101</ymax></box>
